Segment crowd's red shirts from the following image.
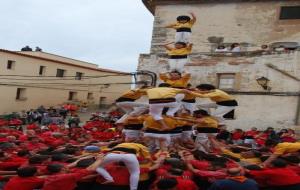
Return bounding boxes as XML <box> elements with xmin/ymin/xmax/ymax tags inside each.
<box><xmin>0</xmin><ymin>119</ymin><xmax>8</xmax><ymax>126</ymax></box>
<box><xmin>0</xmin><ymin>137</ymin><xmax>7</xmax><ymax>143</ymax></box>
<box><xmin>244</xmin><ymin>130</ymin><xmax>259</xmax><ymax>138</ymax></box>
<box><xmin>255</xmin><ymin>133</ymin><xmax>269</xmax><ymax>146</ymax></box>
<box><xmin>287</xmin><ymin>166</ymin><xmax>300</xmax><ymax>175</ymax></box>
<box><xmin>26</xmin><ymin>124</ymin><xmax>38</xmax><ymax>130</ymax></box>
<box><xmin>48</xmin><ymin>124</ymin><xmax>59</xmax><ymax>132</ymax></box>
<box><xmin>195</xmin><ymin>169</ymin><xmax>227</xmax><ymax>180</ymax></box>
<box><xmin>26</xmin><ymin>142</ymin><xmax>47</xmax><ymax>151</ymax></box>
<box><xmin>43</xmin><ymin>169</ymin><xmax>90</xmax><ymax>190</ymax></box>
<box><xmin>8</xmin><ymin>119</ymin><xmax>22</xmax><ymax>126</ymax></box>
<box><xmin>176</xmin><ymin>178</ymin><xmax>198</xmax><ymax>190</ymax></box>
<box><xmin>96</xmin><ymin>164</ymin><xmax>130</xmax><ymax>186</ymax></box>
<box><xmin>4</xmin><ymin>176</ymin><xmax>44</xmax><ymax>190</ymax></box>
<box><xmin>232</xmin><ymin>132</ymin><xmax>244</xmax><ymax>141</ymax></box>
<box><xmin>249</xmin><ymin>167</ymin><xmax>300</xmax><ymax>187</ymax></box>
<box><xmin>189</xmin><ymin>160</ymin><xmax>210</xmax><ymax>170</ymax></box>
<box><xmin>0</xmin><ymin>156</ymin><xmax>28</xmax><ymax>170</ymax></box>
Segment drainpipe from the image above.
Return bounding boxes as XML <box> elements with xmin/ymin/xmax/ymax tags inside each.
<box><xmin>296</xmin><ymin>91</ymin><xmax>300</xmax><ymax>125</ymax></box>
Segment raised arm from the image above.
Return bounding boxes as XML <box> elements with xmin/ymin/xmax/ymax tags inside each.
<box><xmin>163</xmin><ymin>42</ymin><xmax>174</xmax><ymax>51</ymax></box>
<box><xmin>190</xmin><ymin>12</ymin><xmax>197</xmax><ymax>23</ymax></box>
<box><xmin>164</xmin><ymin>23</ymin><xmax>177</xmax><ymax>28</ymax></box>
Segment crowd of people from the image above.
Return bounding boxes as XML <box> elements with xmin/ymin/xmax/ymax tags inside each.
<box><xmin>0</xmin><ymin>13</ymin><xmax>300</xmax><ymax>190</ymax></box>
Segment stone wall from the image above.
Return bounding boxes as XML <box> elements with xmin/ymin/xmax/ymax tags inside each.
<box><xmin>150</xmin><ymin>1</ymin><xmax>300</xmax><ymax>53</ymax></box>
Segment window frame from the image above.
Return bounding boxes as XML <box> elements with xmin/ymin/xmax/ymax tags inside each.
<box><xmin>87</xmin><ymin>92</ymin><xmax>94</xmax><ymax>100</ymax></box>
<box><xmin>75</xmin><ymin>72</ymin><xmax>83</xmax><ymax>80</ymax></box>
<box><xmin>56</xmin><ymin>69</ymin><xmax>65</xmax><ymax>78</ymax></box>
<box><xmin>68</xmin><ymin>91</ymin><xmax>77</xmax><ymax>101</ymax></box>
<box><xmin>279</xmin><ymin>6</ymin><xmax>300</xmax><ymax>20</ymax></box>
<box><xmin>16</xmin><ymin>88</ymin><xmax>27</xmax><ymax>101</ymax></box>
<box><xmin>39</xmin><ymin>66</ymin><xmax>46</xmax><ymax>76</ymax></box>
<box><xmin>7</xmin><ymin>60</ymin><xmax>15</xmax><ymax>70</ymax></box>
<box><xmin>217</xmin><ymin>73</ymin><xmax>236</xmax><ymax>90</ymax></box>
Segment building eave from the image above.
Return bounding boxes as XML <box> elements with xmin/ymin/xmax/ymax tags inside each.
<box><xmin>0</xmin><ymin>49</ymin><xmax>130</xmax><ymax>75</ymax></box>
<box><xmin>142</xmin><ymin>0</ymin><xmax>300</xmax><ymax>15</ymax></box>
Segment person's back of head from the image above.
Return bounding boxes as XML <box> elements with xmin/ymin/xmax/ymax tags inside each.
<box><xmin>227</xmin><ymin>167</ymin><xmax>242</xmax><ymax>176</ymax></box>
<box><xmin>271</xmin><ymin>158</ymin><xmax>287</xmax><ymax>168</ymax></box>
<box><xmin>264</xmin><ymin>139</ymin><xmax>279</xmax><ymax>147</ymax></box>
<box><xmin>17</xmin><ymin>150</ymin><xmax>30</xmax><ymax>157</ymax></box>
<box><xmin>158</xmin><ymin>83</ymin><xmax>172</xmax><ymax>87</ymax></box>
<box><xmin>193</xmin><ymin>109</ymin><xmax>209</xmax><ymax>117</ymax></box>
<box><xmin>157</xmin><ymin>178</ymin><xmax>178</xmax><ymax>190</ymax></box>
<box><xmin>196</xmin><ymin>84</ymin><xmax>216</xmax><ymax>91</ymax></box>
<box><xmin>29</xmin><ymin>155</ymin><xmax>49</xmax><ymax>164</ymax></box>
<box><xmin>17</xmin><ymin>166</ymin><xmax>37</xmax><ymax>177</ymax></box>
<box><xmin>169</xmin><ymin>168</ymin><xmax>184</xmax><ymax>176</ymax></box>
<box><xmin>76</xmin><ymin>158</ymin><xmax>96</xmax><ymax>168</ymax></box>
<box><xmin>47</xmin><ymin>164</ymin><xmax>64</xmax><ymax>174</ymax></box>
<box><xmin>51</xmin><ymin>154</ymin><xmax>68</xmax><ymax>162</ymax></box>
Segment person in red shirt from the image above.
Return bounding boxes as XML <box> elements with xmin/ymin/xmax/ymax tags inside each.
<box><xmin>231</xmin><ymin>129</ymin><xmax>244</xmax><ymax>145</ymax></box>
<box><xmin>248</xmin><ymin>159</ymin><xmax>300</xmax><ymax>190</ymax></box>
<box><xmin>42</xmin><ymin>163</ymin><xmax>91</xmax><ymax>190</ymax></box>
<box><xmin>4</xmin><ymin>166</ymin><xmax>44</xmax><ymax>190</ymax></box>
<box><xmin>168</xmin><ymin>168</ymin><xmax>198</xmax><ymax>190</ymax></box>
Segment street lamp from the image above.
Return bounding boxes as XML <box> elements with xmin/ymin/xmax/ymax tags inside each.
<box><xmin>256</xmin><ymin>76</ymin><xmax>271</xmax><ymax>90</ymax></box>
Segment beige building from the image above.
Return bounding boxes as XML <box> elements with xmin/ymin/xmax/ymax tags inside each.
<box><xmin>0</xmin><ymin>49</ymin><xmax>132</xmax><ymax>114</ymax></box>
<box><xmin>139</xmin><ymin>0</ymin><xmax>300</xmax><ymax>129</ymax></box>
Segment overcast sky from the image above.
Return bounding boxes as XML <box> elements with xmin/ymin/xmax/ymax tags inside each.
<box><xmin>0</xmin><ymin>0</ymin><xmax>154</xmax><ymax>72</ymax></box>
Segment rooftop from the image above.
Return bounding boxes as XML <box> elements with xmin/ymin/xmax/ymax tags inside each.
<box><xmin>142</xmin><ymin>0</ymin><xmax>299</xmax><ymax>14</ymax></box>
<box><xmin>0</xmin><ymin>49</ymin><xmax>130</xmax><ymax>75</ymax></box>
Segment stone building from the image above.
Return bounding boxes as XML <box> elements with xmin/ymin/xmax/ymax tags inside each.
<box><xmin>0</xmin><ymin>48</ymin><xmax>131</xmax><ymax>114</ymax></box>
<box><xmin>139</xmin><ymin>0</ymin><xmax>300</xmax><ymax>129</ymax></box>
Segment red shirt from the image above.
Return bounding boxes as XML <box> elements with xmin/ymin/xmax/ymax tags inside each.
<box><xmin>189</xmin><ymin>160</ymin><xmax>210</xmax><ymax>170</ymax></box>
<box><xmin>4</xmin><ymin>176</ymin><xmax>44</xmax><ymax>190</ymax></box>
<box><xmin>176</xmin><ymin>178</ymin><xmax>198</xmax><ymax>190</ymax></box>
<box><xmin>43</xmin><ymin>170</ymin><xmax>90</xmax><ymax>190</ymax></box>
<box><xmin>232</xmin><ymin>132</ymin><xmax>244</xmax><ymax>140</ymax></box>
<box><xmin>96</xmin><ymin>164</ymin><xmax>129</xmax><ymax>186</ymax></box>
<box><xmin>249</xmin><ymin>167</ymin><xmax>300</xmax><ymax>186</ymax></box>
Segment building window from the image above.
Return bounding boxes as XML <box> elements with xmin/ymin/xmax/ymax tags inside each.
<box><xmin>218</xmin><ymin>73</ymin><xmax>236</xmax><ymax>90</ymax></box>
<box><xmin>56</xmin><ymin>69</ymin><xmax>65</xmax><ymax>77</ymax></box>
<box><xmin>7</xmin><ymin>60</ymin><xmax>15</xmax><ymax>70</ymax></box>
<box><xmin>99</xmin><ymin>97</ymin><xmax>107</xmax><ymax>108</ymax></box>
<box><xmin>16</xmin><ymin>88</ymin><xmax>27</xmax><ymax>100</ymax></box>
<box><xmin>39</xmin><ymin>66</ymin><xmax>46</xmax><ymax>75</ymax></box>
<box><xmin>68</xmin><ymin>91</ymin><xmax>77</xmax><ymax>101</ymax></box>
<box><xmin>75</xmin><ymin>72</ymin><xmax>83</xmax><ymax>80</ymax></box>
<box><xmin>87</xmin><ymin>92</ymin><xmax>94</xmax><ymax>100</ymax></box>
<box><xmin>279</xmin><ymin>6</ymin><xmax>300</xmax><ymax>20</ymax></box>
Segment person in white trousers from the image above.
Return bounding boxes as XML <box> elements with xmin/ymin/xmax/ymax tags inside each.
<box><xmin>163</xmin><ymin>42</ymin><xmax>193</xmax><ymax>73</ymax></box>
<box><xmin>146</xmin><ymin>83</ymin><xmax>186</xmax><ymax>130</ymax></box>
<box><xmin>115</xmin><ymin>88</ymin><xmax>148</xmax><ymax>124</ymax></box>
<box><xmin>96</xmin><ymin>153</ymin><xmax>140</xmax><ymax>190</ymax></box>
<box><xmin>165</xmin><ymin>13</ymin><xmax>197</xmax><ymax>43</ymax></box>
<box><xmin>184</xmin><ymin>84</ymin><xmax>238</xmax><ymax>125</ymax></box>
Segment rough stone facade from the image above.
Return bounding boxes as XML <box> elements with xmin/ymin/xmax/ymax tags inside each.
<box><xmin>138</xmin><ymin>0</ymin><xmax>300</xmax><ymax>130</ymax></box>
<box><xmin>149</xmin><ymin>0</ymin><xmax>300</xmax><ymax>53</ymax></box>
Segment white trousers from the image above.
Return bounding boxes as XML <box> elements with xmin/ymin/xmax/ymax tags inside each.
<box><xmin>195</xmin><ymin>133</ymin><xmax>217</xmax><ymax>153</ymax></box>
<box><xmin>96</xmin><ymin>153</ymin><xmax>140</xmax><ymax>190</ymax></box>
<box><xmin>197</xmin><ymin>102</ymin><xmax>236</xmax><ymax>124</ymax></box>
<box><xmin>149</xmin><ymin>102</ymin><xmax>180</xmax><ymax>120</ymax></box>
<box><xmin>168</xmin><ymin>58</ymin><xmax>188</xmax><ymax>73</ymax></box>
<box><xmin>116</xmin><ymin>102</ymin><xmax>149</xmax><ymax>123</ymax></box>
<box><xmin>122</xmin><ymin>129</ymin><xmax>142</xmax><ymax>141</ymax></box>
<box><xmin>175</xmin><ymin>32</ymin><xmax>191</xmax><ymax>43</ymax></box>
<box><xmin>182</xmin><ymin>102</ymin><xmax>196</xmax><ymax>114</ymax></box>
